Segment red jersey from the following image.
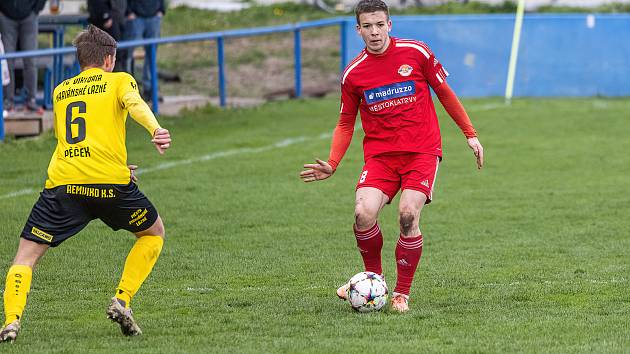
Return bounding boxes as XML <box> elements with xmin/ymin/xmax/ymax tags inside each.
<box><xmin>340</xmin><ymin>37</ymin><xmax>449</xmax><ymax>161</ymax></box>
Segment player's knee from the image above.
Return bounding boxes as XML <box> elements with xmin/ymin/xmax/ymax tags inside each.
<box><xmin>354</xmin><ymin>204</ymin><xmax>378</xmax><ymax>229</ymax></box>
<box><xmin>137</xmin><ymin>216</ymin><xmax>165</xmax><ymax>238</ymax></box>
<box><xmin>153</xmin><ymin>217</ymin><xmax>166</xmax><ymax>239</ymax></box>
<box><xmin>399</xmin><ymin>211</ymin><xmax>417</xmax><ymax>236</ymax></box>
<box><xmin>12</xmin><ymin>239</ymin><xmax>48</xmax><ymax>268</ymax></box>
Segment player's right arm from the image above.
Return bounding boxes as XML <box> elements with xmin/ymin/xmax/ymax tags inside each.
<box><xmin>118</xmin><ymin>73</ymin><xmax>171</xmax><ymax>154</ymax></box>
<box><xmin>300</xmin><ymin>80</ymin><xmax>359</xmax><ymax>183</ymax></box>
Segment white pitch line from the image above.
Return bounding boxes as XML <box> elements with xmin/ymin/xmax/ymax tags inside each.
<box><xmin>466</xmin><ymin>102</ymin><xmax>506</xmax><ymax>112</ymax></box>
<box><xmin>137</xmin><ymin>132</ymin><xmax>331</xmax><ymax>175</ymax></box>
<box><xmin>0</xmin><ymin>132</ymin><xmax>333</xmax><ymax>200</ymax></box>
<box><xmin>464</xmin><ymin>99</ymin><xmax>618</xmax><ymax>113</ymax></box>
<box><xmin>0</xmin><ymin>188</ymin><xmax>36</xmax><ymax>200</ymax></box>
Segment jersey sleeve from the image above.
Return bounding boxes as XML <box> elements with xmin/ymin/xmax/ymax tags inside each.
<box><xmin>339</xmin><ymin>79</ymin><xmax>361</xmax><ymax>117</ymax></box>
<box><xmin>327</xmin><ymin>80</ymin><xmax>361</xmax><ymax>170</ymax></box>
<box><xmin>327</xmin><ymin>112</ymin><xmax>356</xmax><ymax>171</ymax></box>
<box><xmin>419</xmin><ymin>43</ymin><xmax>449</xmax><ymax>89</ymax></box>
<box><xmin>434</xmin><ymin>82</ymin><xmax>477</xmax><ymax>138</ymax></box>
<box><xmin>117</xmin><ymin>73</ymin><xmax>161</xmax><ymax>135</ymax></box>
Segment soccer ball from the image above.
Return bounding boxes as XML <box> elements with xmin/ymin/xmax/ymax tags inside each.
<box><xmin>347</xmin><ymin>271</ymin><xmax>388</xmax><ymax>312</ymax></box>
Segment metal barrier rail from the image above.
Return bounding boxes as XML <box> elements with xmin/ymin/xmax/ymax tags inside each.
<box><xmin>0</xmin><ymin>17</ymin><xmax>349</xmax><ymax>141</ymax></box>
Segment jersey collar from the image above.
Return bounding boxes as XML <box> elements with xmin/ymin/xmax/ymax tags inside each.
<box><xmin>81</xmin><ymin>67</ymin><xmax>105</xmax><ymax>75</ymax></box>
<box><xmin>366</xmin><ymin>36</ymin><xmax>396</xmax><ymax>59</ymax></box>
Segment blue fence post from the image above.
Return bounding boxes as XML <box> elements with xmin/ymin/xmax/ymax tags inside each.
<box><xmin>52</xmin><ymin>30</ymin><xmax>59</xmax><ymax>86</ymax></box>
<box><xmin>294</xmin><ymin>28</ymin><xmax>302</xmax><ymax>98</ymax></box>
<box><xmin>59</xmin><ymin>26</ymin><xmax>65</xmax><ymax>82</ymax></box>
<box><xmin>55</xmin><ymin>26</ymin><xmax>65</xmax><ymax>85</ymax></box>
<box><xmin>217</xmin><ymin>36</ymin><xmax>226</xmax><ymax>107</ymax></box>
<box><xmin>150</xmin><ymin>44</ymin><xmax>159</xmax><ymax>114</ymax></box>
<box><xmin>339</xmin><ymin>19</ymin><xmax>348</xmax><ymax>73</ymax></box>
<box><xmin>0</xmin><ymin>85</ymin><xmax>4</xmax><ymax>142</ymax></box>
<box><xmin>52</xmin><ymin>28</ymin><xmax>58</xmax><ymax>85</ymax></box>
<box><xmin>44</xmin><ymin>69</ymin><xmax>52</xmax><ymax>109</ymax></box>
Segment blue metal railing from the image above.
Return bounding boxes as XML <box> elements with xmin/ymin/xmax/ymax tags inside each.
<box><xmin>0</xmin><ymin>17</ymin><xmax>349</xmax><ymax>142</ymax></box>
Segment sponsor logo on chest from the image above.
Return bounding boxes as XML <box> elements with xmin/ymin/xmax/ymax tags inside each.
<box><xmin>364</xmin><ymin>80</ymin><xmax>416</xmax><ymax>105</ymax></box>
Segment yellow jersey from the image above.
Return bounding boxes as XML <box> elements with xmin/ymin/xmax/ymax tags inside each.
<box><xmin>45</xmin><ymin>67</ymin><xmax>160</xmax><ymax>188</ymax></box>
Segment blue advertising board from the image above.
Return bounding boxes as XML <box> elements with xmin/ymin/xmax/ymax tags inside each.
<box><xmin>343</xmin><ymin>14</ymin><xmax>630</xmax><ymax>97</ymax></box>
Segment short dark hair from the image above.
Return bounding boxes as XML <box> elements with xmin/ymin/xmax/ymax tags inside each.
<box><xmin>355</xmin><ymin>0</ymin><xmax>390</xmax><ymax>24</ymax></box>
<box><xmin>73</xmin><ymin>25</ymin><xmax>117</xmax><ymax>68</ymax></box>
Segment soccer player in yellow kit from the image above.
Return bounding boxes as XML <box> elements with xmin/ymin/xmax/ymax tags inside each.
<box><xmin>0</xmin><ymin>25</ymin><xmax>172</xmax><ymax>342</ymax></box>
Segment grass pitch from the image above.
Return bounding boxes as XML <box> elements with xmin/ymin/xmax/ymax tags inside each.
<box><xmin>0</xmin><ymin>97</ymin><xmax>629</xmax><ymax>353</ymax></box>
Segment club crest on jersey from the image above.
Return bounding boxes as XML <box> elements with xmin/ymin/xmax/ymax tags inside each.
<box><xmin>398</xmin><ymin>64</ymin><xmax>413</xmax><ymax>77</ymax></box>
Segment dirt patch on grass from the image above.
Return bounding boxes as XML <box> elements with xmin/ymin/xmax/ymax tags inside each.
<box><xmin>156</xmin><ymin>26</ymin><xmax>341</xmax><ymax>101</ymax></box>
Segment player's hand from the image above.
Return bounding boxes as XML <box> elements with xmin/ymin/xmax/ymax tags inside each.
<box><xmin>300</xmin><ymin>159</ymin><xmax>333</xmax><ymax>182</ymax></box>
<box><xmin>103</xmin><ymin>18</ymin><xmax>113</xmax><ymax>29</ymax></box>
<box><xmin>152</xmin><ymin>128</ymin><xmax>171</xmax><ymax>154</ymax></box>
<box><xmin>467</xmin><ymin>137</ymin><xmax>484</xmax><ymax>169</ymax></box>
<box><xmin>128</xmin><ymin>164</ymin><xmax>138</xmax><ymax>182</ymax></box>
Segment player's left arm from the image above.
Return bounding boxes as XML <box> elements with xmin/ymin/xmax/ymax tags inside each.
<box><xmin>419</xmin><ymin>44</ymin><xmax>483</xmax><ymax>169</ymax></box>
<box><xmin>433</xmin><ymin>83</ymin><xmax>483</xmax><ymax>169</ymax></box>
<box><xmin>118</xmin><ymin>74</ymin><xmax>171</xmax><ymax>154</ymax></box>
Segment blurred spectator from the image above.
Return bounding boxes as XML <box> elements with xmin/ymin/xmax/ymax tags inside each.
<box><xmin>1</xmin><ymin>35</ymin><xmax>10</xmax><ymax>87</ymax></box>
<box><xmin>0</xmin><ymin>0</ymin><xmax>46</xmax><ymax>113</ymax></box>
<box><xmin>125</xmin><ymin>0</ymin><xmax>165</xmax><ymax>100</ymax></box>
<box><xmin>87</xmin><ymin>0</ymin><xmax>128</xmax><ymax>72</ymax></box>
<box><xmin>400</xmin><ymin>0</ymin><xmax>424</xmax><ymax>6</ymax></box>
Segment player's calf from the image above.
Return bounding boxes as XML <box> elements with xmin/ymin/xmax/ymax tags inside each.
<box><xmin>354</xmin><ymin>223</ymin><xmax>384</xmax><ymax>275</ymax></box>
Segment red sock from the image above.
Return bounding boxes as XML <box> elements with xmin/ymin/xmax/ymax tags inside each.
<box><xmin>394</xmin><ymin>234</ymin><xmax>423</xmax><ymax>296</ymax></box>
<box><xmin>354</xmin><ymin>223</ymin><xmax>383</xmax><ymax>275</ymax></box>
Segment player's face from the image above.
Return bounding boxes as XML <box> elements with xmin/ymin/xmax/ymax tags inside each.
<box><xmin>356</xmin><ymin>11</ymin><xmax>392</xmax><ymax>54</ymax></box>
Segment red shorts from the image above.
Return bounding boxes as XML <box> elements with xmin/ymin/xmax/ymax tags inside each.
<box><xmin>355</xmin><ymin>153</ymin><xmax>441</xmax><ymax>204</ymax></box>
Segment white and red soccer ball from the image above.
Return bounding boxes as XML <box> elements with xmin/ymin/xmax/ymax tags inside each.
<box><xmin>347</xmin><ymin>271</ymin><xmax>388</xmax><ymax>312</ymax></box>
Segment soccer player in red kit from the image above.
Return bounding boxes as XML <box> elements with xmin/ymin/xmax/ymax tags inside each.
<box><xmin>300</xmin><ymin>0</ymin><xmax>484</xmax><ymax>312</ymax></box>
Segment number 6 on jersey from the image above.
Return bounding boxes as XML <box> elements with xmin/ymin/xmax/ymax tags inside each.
<box><xmin>66</xmin><ymin>101</ymin><xmax>87</xmax><ymax>144</ymax></box>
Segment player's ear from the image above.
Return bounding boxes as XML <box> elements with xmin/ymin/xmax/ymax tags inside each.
<box><xmin>104</xmin><ymin>54</ymin><xmax>115</xmax><ymax>72</ymax></box>
<box><xmin>387</xmin><ymin>20</ymin><xmax>392</xmax><ymax>32</ymax></box>
<box><xmin>356</xmin><ymin>24</ymin><xmax>360</xmax><ymax>34</ymax></box>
